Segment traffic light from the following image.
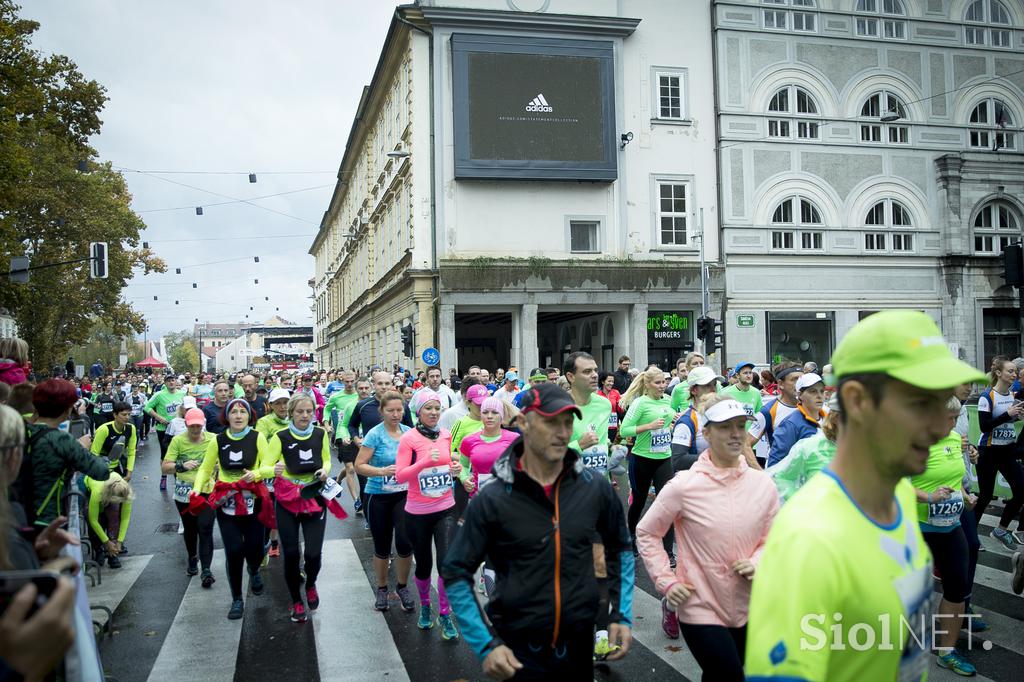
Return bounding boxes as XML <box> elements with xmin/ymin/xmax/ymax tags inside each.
<box><xmin>696</xmin><ymin>316</ymin><xmax>712</xmax><ymax>342</ymax></box>
<box><xmin>89</xmin><ymin>242</ymin><xmax>108</xmax><ymax>279</ymax></box>
<box><xmin>401</xmin><ymin>325</ymin><xmax>414</xmax><ymax>358</ymax></box>
<box><xmin>698</xmin><ymin>316</ymin><xmax>725</xmax><ymax>356</ymax></box>
<box><xmin>1003</xmin><ymin>241</ymin><xmax>1023</xmax><ymax>286</ymax></box>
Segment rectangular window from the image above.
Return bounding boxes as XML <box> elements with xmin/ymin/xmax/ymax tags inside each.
<box><xmin>888</xmin><ymin>126</ymin><xmax>909</xmax><ymax>144</ymax></box>
<box><xmin>764</xmin><ymin>9</ymin><xmax>787</xmax><ymax>29</ymax></box>
<box><xmin>975</xmin><ymin>234</ymin><xmax>994</xmax><ymax>253</ymax></box>
<box><xmin>883</xmin><ymin>19</ymin><xmax>906</xmax><ymax>39</ymax></box>
<box><xmin>996</xmin><ymin>131</ymin><xmax>1016</xmax><ymax>150</ymax></box>
<box><xmin>965</xmin><ymin>26</ymin><xmax>985</xmax><ymax>44</ymax></box>
<box><xmin>992</xmin><ymin>29</ymin><xmax>1011</xmax><ymax>48</ymax></box>
<box><xmin>892</xmin><ymin>233</ymin><xmax>914</xmax><ymax>251</ymax></box>
<box><xmin>656</xmin><ymin>180</ymin><xmax>691</xmax><ymax>247</ymax></box>
<box><xmin>856</xmin><ymin>17</ymin><xmax>879</xmax><ymax>37</ymax></box>
<box><xmin>797</xmin><ymin>120</ymin><xmax>819</xmax><ymax>139</ymax></box>
<box><xmin>657</xmin><ymin>73</ymin><xmax>683</xmax><ymax>120</ymax></box>
<box><xmin>970</xmin><ymin>130</ymin><xmax>990</xmax><ymax>148</ymax></box>
<box><xmin>861</xmin><ymin>124</ymin><xmax>882</xmax><ymax>142</ymax></box>
<box><xmin>772</xmin><ymin>231</ymin><xmax>795</xmax><ymax>249</ymax></box>
<box><xmin>882</xmin><ymin>0</ymin><xmax>900</xmax><ymax>13</ymax></box>
<box><xmin>793</xmin><ymin>12</ymin><xmax>816</xmax><ymax>32</ymax></box>
<box><xmin>569</xmin><ymin>220</ymin><xmax>600</xmax><ymax>254</ymax></box>
<box><xmin>865</xmin><ymin>233</ymin><xmax>886</xmax><ymax>251</ymax></box>
<box><xmin>801</xmin><ymin>231</ymin><xmax>823</xmax><ymax>250</ymax></box>
<box><xmin>768</xmin><ymin>119</ymin><xmax>790</xmax><ymax>137</ymax></box>
<box><xmin>983</xmin><ymin>308</ymin><xmax>1021</xmax><ymax>365</ymax></box>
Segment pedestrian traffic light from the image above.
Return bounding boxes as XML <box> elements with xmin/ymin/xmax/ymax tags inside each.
<box><xmin>696</xmin><ymin>316</ymin><xmax>712</xmax><ymax>342</ymax></box>
<box><xmin>401</xmin><ymin>325</ymin><xmax>414</xmax><ymax>358</ymax></box>
<box><xmin>705</xmin><ymin>318</ymin><xmax>725</xmax><ymax>357</ymax></box>
<box><xmin>89</xmin><ymin>242</ymin><xmax>108</xmax><ymax>279</ymax></box>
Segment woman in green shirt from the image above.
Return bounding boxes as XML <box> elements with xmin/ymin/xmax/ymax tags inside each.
<box><xmin>84</xmin><ymin>473</ymin><xmax>133</xmax><ymax>569</ymax></box>
<box><xmin>620</xmin><ymin>366</ymin><xmax>679</xmax><ymax>554</ymax></box>
<box><xmin>161</xmin><ymin>408</ymin><xmax>215</xmax><ymax>586</ymax></box>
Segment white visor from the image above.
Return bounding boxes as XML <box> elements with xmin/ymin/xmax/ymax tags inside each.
<box><xmin>704</xmin><ymin>399</ymin><xmax>752</xmax><ymax>423</ymax></box>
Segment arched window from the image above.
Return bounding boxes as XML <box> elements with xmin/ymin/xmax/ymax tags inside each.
<box><xmin>770</xmin><ymin>195</ymin><xmax>824</xmax><ymax>251</ymax></box>
<box><xmin>965</xmin><ymin>0</ymin><xmax>1012</xmax><ymax>48</ymax></box>
<box><xmin>762</xmin><ymin>0</ymin><xmax>817</xmax><ymax>32</ymax></box>
<box><xmin>973</xmin><ymin>201</ymin><xmax>1021</xmax><ymax>254</ymax></box>
<box><xmin>859</xmin><ymin>91</ymin><xmax>909</xmax><ymax>144</ymax></box>
<box><xmin>767</xmin><ymin>85</ymin><xmax>821</xmax><ymax>139</ymax></box>
<box><xmin>855</xmin><ymin>0</ymin><xmax>907</xmax><ymax>40</ymax></box>
<box><xmin>968</xmin><ymin>98</ymin><xmax>1017</xmax><ymax>150</ymax></box>
<box><xmin>863</xmin><ymin>199</ymin><xmax>914</xmax><ymax>253</ymax></box>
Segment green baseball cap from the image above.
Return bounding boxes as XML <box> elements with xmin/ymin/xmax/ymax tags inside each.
<box><xmin>831</xmin><ymin>310</ymin><xmax>986</xmax><ymax>390</ymax></box>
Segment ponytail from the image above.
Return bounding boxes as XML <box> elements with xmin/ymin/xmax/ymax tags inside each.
<box><xmin>990</xmin><ymin>355</ymin><xmax>1010</xmax><ymax>386</ymax></box>
<box><xmin>621</xmin><ymin>367</ymin><xmax>663</xmax><ymax>408</ymax></box>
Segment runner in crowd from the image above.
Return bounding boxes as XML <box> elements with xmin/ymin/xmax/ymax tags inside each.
<box><xmin>91</xmin><ymin>401</ymin><xmax>137</xmax><ymax>479</ymax></box>
<box><xmin>974</xmin><ymin>355</ymin><xmax>1024</xmax><ymax>549</ymax></box>
<box><xmin>458</xmin><ymin>396</ymin><xmax>519</xmax><ymax>498</ymax></box>
<box><xmin>325</xmin><ymin>370</ymin><xmax>362</xmax><ymax>510</ymax></box>
<box><xmin>202</xmin><ymin>381</ymin><xmax>231</xmax><ymax>435</ymax></box>
<box><xmin>191</xmin><ymin>398</ymin><xmax>272</xmax><ymax>620</ymax></box>
<box><xmin>240</xmin><ymin>374</ymin><xmax>267</xmax><ymax>419</ymax></box>
<box><xmin>769</xmin><ymin>395</ymin><xmax>840</xmax><ymax>504</ymax></box>
<box><xmin>260</xmin><ymin>394</ymin><xmax>333</xmax><ymax>623</ymax></box>
<box><xmin>747</xmin><ymin>362</ymin><xmax>802</xmax><ymax>467</ymax></box>
<box><xmin>414</xmin><ymin>366</ymin><xmax>458</xmax><ymax>410</ymax></box>
<box><xmin>720</xmin><ymin>360</ymin><xmax>762</xmax><ymax>419</ymax></box>
<box><xmin>619</xmin><ymin>366</ymin><xmax>677</xmax><ymax>556</ymax></box>
<box><xmin>84</xmin><ymin>472</ymin><xmax>134</xmax><ymax>569</ymax></box>
<box><xmin>127</xmin><ymin>384</ymin><xmax>147</xmax><ymax>442</ymax></box>
<box><xmin>355</xmin><ymin>390</ymin><xmax>415</xmax><ymax>613</ymax></box>
<box><xmin>746</xmin><ymin>309</ymin><xmax>984</xmax><ymax>681</ymax></box>
<box><xmin>90</xmin><ymin>381</ymin><xmax>116</xmax><ymax>431</ymax></box>
<box><xmin>908</xmin><ymin>396</ymin><xmax>977</xmax><ymax>675</ymax></box>
<box><xmin>492</xmin><ymin>371</ymin><xmax>520</xmax><ymax>404</ymax></box>
<box><xmin>191</xmin><ymin>374</ymin><xmax>213</xmax><ymax>406</ymax></box>
<box><xmin>162</xmin><ymin>407</ymin><xmax>216</xmax><ymax>586</ymax></box>
<box><xmin>350</xmin><ymin>371</ymin><xmax>414</xmax><ymax>518</ymax></box>
<box><xmin>669</xmin><ymin>366</ymin><xmax>722</xmax><ymax>473</ymax></box>
<box><xmin>144</xmin><ymin>376</ymin><xmax>184</xmax><ymax>492</ymax></box>
<box><xmin>295</xmin><ymin>373</ymin><xmax>326</xmax><ymax>423</ymax></box>
<box><xmin>443</xmin><ymin>383</ymin><xmax>633</xmax><ymax>679</ymax></box>
<box><xmin>598</xmin><ymin>371</ymin><xmax>623</xmax><ymax>443</ymax></box>
<box><xmin>668</xmin><ymin>352</ymin><xmax>706</xmax><ymax>412</ymax></box>
<box><xmin>638</xmin><ymin>395</ymin><xmax>778</xmax><ymax>680</ymax></box>
<box><xmin>395</xmin><ymin>390</ymin><xmax>461</xmax><ymax>639</ymax></box>
<box><xmin>256</xmin><ymin>388</ymin><xmax>291</xmax><ymax>441</ymax></box>
<box><xmin>450</xmin><ymin>384</ymin><xmax>488</xmax><ymax>456</ymax></box>
<box><xmin>765</xmin><ymin>373</ymin><xmax>826</xmax><ymax>468</ymax></box>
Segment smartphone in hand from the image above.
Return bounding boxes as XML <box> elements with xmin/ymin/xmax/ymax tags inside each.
<box><xmin>0</xmin><ymin>570</ymin><xmax>61</xmax><ymax>617</ymax></box>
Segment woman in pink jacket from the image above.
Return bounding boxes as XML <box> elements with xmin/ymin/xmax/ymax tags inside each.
<box><xmin>636</xmin><ymin>395</ymin><xmax>779</xmax><ymax>682</ymax></box>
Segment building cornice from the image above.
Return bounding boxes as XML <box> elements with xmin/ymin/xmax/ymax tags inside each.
<box><xmin>411</xmin><ymin>6</ymin><xmax>639</xmax><ymax>37</ymax></box>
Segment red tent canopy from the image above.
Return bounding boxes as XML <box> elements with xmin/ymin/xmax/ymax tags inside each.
<box><xmin>135</xmin><ymin>356</ymin><xmax>166</xmax><ymax>368</ymax></box>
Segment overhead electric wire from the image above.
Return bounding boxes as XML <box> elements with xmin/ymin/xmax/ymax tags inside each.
<box><xmin>118</xmin><ymin>169</ymin><xmax>335</xmax><ymax>176</ymax></box>
<box><xmin>134</xmin><ymin>183</ymin><xmax>332</xmax><ymax>214</ymax></box>
<box><xmin>142</xmin><ymin>233</ymin><xmax>317</xmax><ymax>244</ymax></box>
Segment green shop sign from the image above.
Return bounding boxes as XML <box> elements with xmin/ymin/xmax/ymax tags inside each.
<box><xmin>647</xmin><ymin>312</ymin><xmax>691</xmax><ymax>343</ymax></box>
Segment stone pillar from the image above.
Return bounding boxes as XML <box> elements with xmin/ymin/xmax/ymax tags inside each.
<box><xmin>630</xmin><ymin>303</ymin><xmax>648</xmax><ymax>369</ymax></box>
<box><xmin>520</xmin><ymin>304</ymin><xmax>539</xmax><ymax>371</ymax></box>
<box><xmin>439</xmin><ymin>304</ymin><xmax>457</xmax><ymax>374</ymax></box>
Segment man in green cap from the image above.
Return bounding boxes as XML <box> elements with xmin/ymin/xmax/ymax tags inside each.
<box><xmin>745</xmin><ymin>310</ymin><xmax>987</xmax><ymax>682</ymax></box>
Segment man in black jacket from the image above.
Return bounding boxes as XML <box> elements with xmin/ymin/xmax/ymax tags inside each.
<box><xmin>442</xmin><ymin>383</ymin><xmax>633</xmax><ymax>680</ymax></box>
<box><xmin>612</xmin><ymin>355</ymin><xmax>632</xmax><ymax>393</ymax></box>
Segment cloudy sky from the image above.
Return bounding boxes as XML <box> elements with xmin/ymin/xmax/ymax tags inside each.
<box><xmin>25</xmin><ymin>1</ymin><xmax>396</xmax><ymax>338</ymax></box>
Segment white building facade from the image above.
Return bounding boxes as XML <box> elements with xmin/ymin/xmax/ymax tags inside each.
<box><xmin>312</xmin><ymin>0</ymin><xmax>723</xmax><ymax>373</ymax></box>
<box><xmin>715</xmin><ymin>0</ymin><xmax>1024</xmax><ymax>369</ymax></box>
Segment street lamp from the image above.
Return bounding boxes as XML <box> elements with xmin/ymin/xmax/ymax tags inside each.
<box><xmin>386</xmin><ymin>149</ymin><xmax>410</xmax><ymax>159</ymax></box>
<box><xmin>880</xmin><ymin>111</ymin><xmax>902</xmax><ymax>123</ymax></box>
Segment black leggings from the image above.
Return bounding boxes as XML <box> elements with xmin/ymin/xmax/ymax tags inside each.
<box><xmin>216</xmin><ymin>508</ymin><xmax>266</xmax><ymax>600</ymax></box>
<box><xmin>973</xmin><ymin>445</ymin><xmax>1024</xmax><ymax>528</ymax></box>
<box><xmin>499</xmin><ymin>627</ymin><xmax>593</xmax><ymax>681</ymax></box>
<box><xmin>366</xmin><ymin>492</ymin><xmax>412</xmax><ymax>560</ymax></box>
<box><xmin>923</xmin><ymin>527</ymin><xmax>971</xmax><ymax>603</ymax></box>
<box><xmin>627</xmin><ymin>455</ymin><xmax>673</xmax><ymax>544</ymax></box>
<box><xmin>678</xmin><ymin>622</ymin><xmax>746</xmax><ymax>682</ymax></box>
<box><xmin>960</xmin><ymin>505</ymin><xmax>980</xmax><ymax>609</ymax></box>
<box><xmin>175</xmin><ymin>499</ymin><xmax>214</xmax><ymax>570</ymax></box>
<box><xmin>405</xmin><ymin>506</ymin><xmax>457</xmax><ymax>581</ymax></box>
<box><xmin>275</xmin><ymin>503</ymin><xmax>327</xmax><ymax>602</ymax></box>
<box><xmin>158</xmin><ymin>430</ymin><xmax>172</xmax><ymax>458</ymax></box>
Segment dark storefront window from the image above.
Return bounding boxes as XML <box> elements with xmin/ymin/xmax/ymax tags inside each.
<box><xmin>647</xmin><ymin>311</ymin><xmax>694</xmax><ymax>370</ymax></box>
<box><xmin>983</xmin><ymin>308</ymin><xmax>1020</xmax><ymax>367</ymax></box>
<box><xmin>767</xmin><ymin>312</ymin><xmax>834</xmax><ymax>367</ymax></box>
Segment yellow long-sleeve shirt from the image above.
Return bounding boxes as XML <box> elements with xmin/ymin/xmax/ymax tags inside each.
<box><xmin>258</xmin><ymin>427</ymin><xmax>331</xmax><ymax>484</ymax></box>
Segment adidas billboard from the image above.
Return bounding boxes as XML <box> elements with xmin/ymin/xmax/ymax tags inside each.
<box><xmin>525</xmin><ymin>93</ymin><xmax>553</xmax><ymax>113</ymax></box>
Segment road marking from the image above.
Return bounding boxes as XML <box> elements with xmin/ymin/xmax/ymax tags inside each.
<box><xmin>629</xmin><ymin>586</ymin><xmax>704</xmax><ymax>679</ymax></box>
<box><xmin>87</xmin><ymin>553</ymin><xmax>152</xmax><ymax>614</ymax></box>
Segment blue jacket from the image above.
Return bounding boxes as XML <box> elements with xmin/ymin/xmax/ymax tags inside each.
<box><xmin>767</xmin><ymin>406</ymin><xmax>824</xmax><ymax>468</ymax></box>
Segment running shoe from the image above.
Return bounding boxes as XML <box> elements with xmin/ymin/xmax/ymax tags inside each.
<box><xmin>306</xmin><ymin>586</ymin><xmax>320</xmax><ymax>611</ymax></box>
<box><xmin>1013</xmin><ymin>551</ymin><xmax>1024</xmax><ymax>595</ymax></box>
<box><xmin>937</xmin><ymin>650</ymin><xmax>977</xmax><ymax>677</ymax></box>
<box><xmin>354</xmin><ymin>498</ymin><xmax>363</xmax><ymax>515</ymax></box>
<box><xmin>268</xmin><ymin>544</ymin><xmax>281</xmax><ymax>559</ymax></box>
<box><xmin>396</xmin><ymin>585</ymin><xmax>415</xmax><ymax>612</ymax></box>
<box><xmin>482</xmin><ymin>572</ymin><xmax>495</xmax><ymax>597</ymax></box>
<box><xmin>438</xmin><ymin>613</ymin><xmax>459</xmax><ymax>641</ymax></box>
<box><xmin>476</xmin><ymin>575</ymin><xmax>487</xmax><ymax>595</ymax></box>
<box><xmin>363</xmin><ymin>519</ymin><xmax>370</xmax><ymax>530</ymax></box>
<box><xmin>159</xmin><ymin>475</ymin><xmax>167</xmax><ymax>491</ymax></box>
<box><xmin>990</xmin><ymin>528</ymin><xmax>1016</xmax><ymax>550</ymax></box>
<box><xmin>661</xmin><ymin>598</ymin><xmax>680</xmax><ymax>640</ymax></box>
<box><xmin>201</xmin><ymin>569</ymin><xmax>215</xmax><ymax>588</ymax></box>
<box><xmin>249</xmin><ymin>570</ymin><xmax>264</xmax><ymax>596</ymax></box>
<box><xmin>1012</xmin><ymin>531</ymin><xmax>1024</xmax><ymax>546</ymax></box>
<box><xmin>418</xmin><ymin>605</ymin><xmax>435</xmax><ymax>629</ymax></box>
<box><xmin>228</xmin><ymin>599</ymin><xmax>244</xmax><ymax>620</ymax></box>
<box><xmin>290</xmin><ymin>602</ymin><xmax>307</xmax><ymax>623</ymax></box>
<box><xmin>593</xmin><ymin>631</ymin><xmax>620</xmax><ymax>661</ymax></box>
<box><xmin>120</xmin><ymin>542</ymin><xmax>128</xmax><ymax>554</ymax></box>
<box><xmin>962</xmin><ymin>608</ymin><xmax>990</xmax><ymax>632</ymax></box>
<box><xmin>107</xmin><ymin>553</ymin><xmax>122</xmax><ymax>569</ymax></box>
<box><xmin>187</xmin><ymin>557</ymin><xmax>199</xmax><ymax>576</ymax></box>
<box><xmin>374</xmin><ymin>587</ymin><xmax>390</xmax><ymax>612</ymax></box>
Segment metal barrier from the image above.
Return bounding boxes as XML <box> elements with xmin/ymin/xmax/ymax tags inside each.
<box><xmin>60</xmin><ymin>475</ymin><xmax>106</xmax><ymax>682</ymax></box>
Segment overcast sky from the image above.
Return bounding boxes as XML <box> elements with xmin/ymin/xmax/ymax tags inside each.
<box><xmin>25</xmin><ymin>1</ymin><xmax>396</xmax><ymax>339</ymax></box>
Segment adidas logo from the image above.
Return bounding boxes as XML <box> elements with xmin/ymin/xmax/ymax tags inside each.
<box><xmin>525</xmin><ymin>93</ymin><xmax>553</xmax><ymax>113</ymax></box>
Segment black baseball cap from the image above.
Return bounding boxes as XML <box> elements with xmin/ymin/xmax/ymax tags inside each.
<box><xmin>519</xmin><ymin>383</ymin><xmax>581</xmax><ymax>419</ymax></box>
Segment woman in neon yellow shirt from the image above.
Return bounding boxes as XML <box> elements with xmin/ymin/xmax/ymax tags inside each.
<box><xmin>84</xmin><ymin>472</ymin><xmax>133</xmax><ymax>569</ymax></box>
<box><xmin>161</xmin><ymin>408</ymin><xmax>215</xmax><ymax>586</ymax></box>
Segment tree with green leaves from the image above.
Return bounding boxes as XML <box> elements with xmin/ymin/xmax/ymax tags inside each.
<box><xmin>168</xmin><ymin>339</ymin><xmax>199</xmax><ymax>374</ymax></box>
<box><xmin>0</xmin><ymin>1</ymin><xmax>164</xmax><ymax>370</ymax></box>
